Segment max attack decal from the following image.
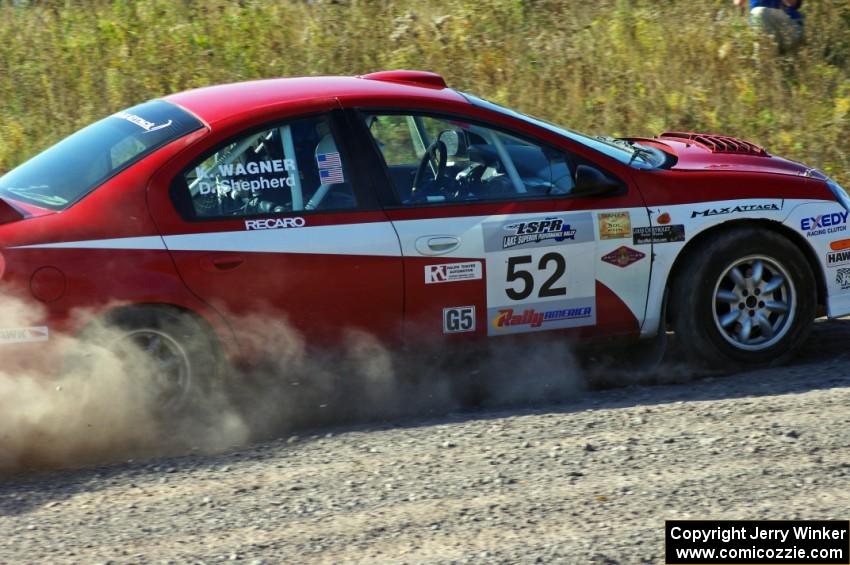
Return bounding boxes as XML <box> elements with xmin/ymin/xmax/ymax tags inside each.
<box><xmin>443</xmin><ymin>306</ymin><xmax>475</xmax><ymax>333</ymax></box>
<box><xmin>800</xmin><ymin>211</ymin><xmax>849</xmax><ymax>237</ymax></box>
<box><xmin>244</xmin><ymin>217</ymin><xmax>306</xmax><ymax>231</ymax></box>
<box><xmin>0</xmin><ymin>326</ymin><xmax>49</xmax><ymax>345</ymax></box>
<box><xmin>827</xmin><ymin>249</ymin><xmax>850</xmax><ymax>267</ymax></box>
<box><xmin>836</xmin><ymin>268</ymin><xmax>850</xmax><ymax>290</ymax></box>
<box><xmin>597</xmin><ymin>212</ymin><xmax>631</xmax><ymax>240</ymax></box>
<box><xmin>633</xmin><ymin>225</ymin><xmax>686</xmax><ymax>245</ymax></box>
<box><xmin>425</xmin><ymin>262</ymin><xmax>483</xmax><ymax>284</ymax></box>
<box><xmin>690</xmin><ymin>203</ymin><xmax>780</xmax><ymax>218</ymax></box>
<box><xmin>601</xmin><ymin>246</ymin><xmax>646</xmax><ymax>268</ymax></box>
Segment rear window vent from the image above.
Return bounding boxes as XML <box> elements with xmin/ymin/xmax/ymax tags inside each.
<box><xmin>361</xmin><ymin>70</ymin><xmax>447</xmax><ymax>89</ymax></box>
<box><xmin>658</xmin><ymin>131</ymin><xmax>769</xmax><ymax>157</ymax></box>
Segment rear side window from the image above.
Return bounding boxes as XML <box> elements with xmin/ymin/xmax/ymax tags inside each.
<box><xmin>0</xmin><ymin>100</ymin><xmax>202</xmax><ymax>210</ymax></box>
<box><xmin>178</xmin><ymin>115</ymin><xmax>357</xmax><ymax>219</ymax></box>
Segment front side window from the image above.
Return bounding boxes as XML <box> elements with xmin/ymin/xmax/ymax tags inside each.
<box><xmin>0</xmin><ymin>100</ymin><xmax>202</xmax><ymax>210</ymax></box>
<box><xmin>364</xmin><ymin>113</ymin><xmax>576</xmax><ymax>206</ymax></box>
<box><xmin>180</xmin><ymin>115</ymin><xmax>357</xmax><ymax>219</ymax></box>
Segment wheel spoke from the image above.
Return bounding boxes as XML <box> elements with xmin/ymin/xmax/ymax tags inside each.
<box><xmin>729</xmin><ymin>267</ymin><xmax>747</xmax><ymax>289</ymax></box>
<box><xmin>737</xmin><ymin>317</ymin><xmax>753</xmax><ymax>342</ymax></box>
<box><xmin>719</xmin><ymin>310</ymin><xmax>740</xmax><ymax>328</ymax></box>
<box><xmin>762</xmin><ymin>276</ymin><xmax>785</xmax><ymax>294</ymax></box>
<box><xmin>764</xmin><ymin>300</ymin><xmax>789</xmax><ymax>313</ymax></box>
<box><xmin>716</xmin><ymin>289</ymin><xmax>739</xmax><ymax>303</ymax></box>
<box><xmin>754</xmin><ymin>312</ymin><xmax>774</xmax><ymax>339</ymax></box>
<box><xmin>751</xmin><ymin>260</ymin><xmax>764</xmax><ymax>286</ymax></box>
<box><xmin>145</xmin><ymin>334</ymin><xmax>162</xmax><ymax>354</ymax></box>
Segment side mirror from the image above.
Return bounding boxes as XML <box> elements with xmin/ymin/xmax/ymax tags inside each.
<box><xmin>574</xmin><ymin>164</ymin><xmax>624</xmax><ymax>195</ymax></box>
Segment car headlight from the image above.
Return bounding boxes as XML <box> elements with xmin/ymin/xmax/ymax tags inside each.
<box><xmin>826</xmin><ymin>177</ymin><xmax>850</xmax><ymax>213</ymax></box>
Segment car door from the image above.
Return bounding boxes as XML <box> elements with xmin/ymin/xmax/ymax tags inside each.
<box><xmin>354</xmin><ymin>110</ymin><xmax>652</xmax><ymax>342</ymax></box>
<box><xmin>147</xmin><ymin>110</ymin><xmax>404</xmax><ymax>353</ymax></box>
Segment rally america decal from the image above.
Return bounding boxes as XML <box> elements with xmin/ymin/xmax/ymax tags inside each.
<box><xmin>633</xmin><ymin>224</ymin><xmax>686</xmax><ymax>245</ymax></box>
<box><xmin>0</xmin><ymin>326</ymin><xmax>49</xmax><ymax>345</ymax></box>
<box><xmin>425</xmin><ymin>262</ymin><xmax>482</xmax><ymax>284</ymax></box>
<box><xmin>483</xmin><ymin>212</ymin><xmax>596</xmax><ymax>336</ymax></box>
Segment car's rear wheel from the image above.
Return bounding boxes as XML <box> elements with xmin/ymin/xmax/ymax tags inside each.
<box><xmin>670</xmin><ymin>227</ymin><xmax>816</xmax><ymax>368</ymax></box>
<box><xmin>75</xmin><ymin>306</ymin><xmax>223</xmax><ymax>417</ymax></box>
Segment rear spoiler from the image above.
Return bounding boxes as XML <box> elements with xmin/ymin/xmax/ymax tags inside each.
<box><xmin>0</xmin><ymin>198</ymin><xmax>25</xmax><ymax>224</ymax></box>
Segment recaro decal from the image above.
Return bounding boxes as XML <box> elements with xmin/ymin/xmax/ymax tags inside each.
<box><xmin>690</xmin><ymin>203</ymin><xmax>780</xmax><ymax>218</ymax></box>
<box><xmin>597</xmin><ymin>211</ymin><xmax>631</xmax><ymax>240</ymax></box>
<box><xmin>244</xmin><ymin>217</ymin><xmax>306</xmax><ymax>231</ymax></box>
<box><xmin>800</xmin><ymin>211</ymin><xmax>849</xmax><ymax>237</ymax></box>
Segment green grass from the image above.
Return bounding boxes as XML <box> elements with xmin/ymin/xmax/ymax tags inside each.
<box><xmin>1</xmin><ymin>0</ymin><xmax>849</xmax><ymax>184</ymax></box>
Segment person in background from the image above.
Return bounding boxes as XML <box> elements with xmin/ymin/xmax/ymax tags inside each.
<box><xmin>734</xmin><ymin>0</ymin><xmax>804</xmax><ymax>52</ymax></box>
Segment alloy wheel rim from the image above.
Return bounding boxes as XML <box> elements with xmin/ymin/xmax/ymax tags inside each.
<box><xmin>115</xmin><ymin>329</ymin><xmax>192</xmax><ymax>411</ymax></box>
<box><xmin>711</xmin><ymin>255</ymin><xmax>796</xmax><ymax>352</ymax></box>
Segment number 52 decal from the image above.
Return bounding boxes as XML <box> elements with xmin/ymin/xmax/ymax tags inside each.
<box><xmin>505</xmin><ymin>253</ymin><xmax>567</xmax><ymax>301</ymax></box>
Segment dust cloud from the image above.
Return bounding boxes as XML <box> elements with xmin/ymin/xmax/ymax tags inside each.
<box><xmin>0</xmin><ymin>296</ymin><xmax>590</xmax><ymax>475</ymax></box>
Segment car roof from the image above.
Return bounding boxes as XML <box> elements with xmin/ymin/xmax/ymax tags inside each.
<box><xmin>163</xmin><ymin>72</ymin><xmax>470</xmax><ymax>126</ymax></box>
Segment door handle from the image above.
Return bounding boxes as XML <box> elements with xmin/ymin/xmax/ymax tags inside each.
<box><xmin>200</xmin><ymin>255</ymin><xmax>245</xmax><ymax>272</ymax></box>
<box><xmin>415</xmin><ymin>236</ymin><xmax>460</xmax><ymax>256</ymax></box>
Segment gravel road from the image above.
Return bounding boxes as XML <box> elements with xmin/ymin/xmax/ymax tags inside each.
<box><xmin>2</xmin><ymin>319</ymin><xmax>850</xmax><ymax>564</ymax></box>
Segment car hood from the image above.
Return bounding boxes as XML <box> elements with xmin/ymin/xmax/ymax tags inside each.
<box><xmin>630</xmin><ymin>131</ymin><xmax>812</xmax><ymax>177</ymax></box>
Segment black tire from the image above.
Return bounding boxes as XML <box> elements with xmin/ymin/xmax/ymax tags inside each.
<box><xmin>89</xmin><ymin>306</ymin><xmax>222</xmax><ymax>416</ymax></box>
<box><xmin>670</xmin><ymin>227</ymin><xmax>816</xmax><ymax>369</ymax></box>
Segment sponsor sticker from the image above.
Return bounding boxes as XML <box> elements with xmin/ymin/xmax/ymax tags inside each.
<box><xmin>488</xmin><ymin>297</ymin><xmax>596</xmax><ymax>335</ymax></box>
<box><xmin>827</xmin><ymin>249</ymin><xmax>850</xmax><ymax>267</ymax></box>
<box><xmin>601</xmin><ymin>246</ymin><xmax>646</xmax><ymax>268</ymax></box>
<box><xmin>690</xmin><ymin>203</ymin><xmax>780</xmax><ymax>218</ymax></box>
<box><xmin>0</xmin><ymin>326</ymin><xmax>49</xmax><ymax>345</ymax></box>
<box><xmin>425</xmin><ymin>262</ymin><xmax>482</xmax><ymax>284</ymax></box>
<box><xmin>597</xmin><ymin>212</ymin><xmax>631</xmax><ymax>240</ymax></box>
<box><xmin>801</xmin><ymin>211</ymin><xmax>849</xmax><ymax>237</ymax></box>
<box><xmin>443</xmin><ymin>306</ymin><xmax>476</xmax><ymax>333</ymax></box>
<box><xmin>837</xmin><ymin>268</ymin><xmax>850</xmax><ymax>290</ymax></box>
<box><xmin>656</xmin><ymin>211</ymin><xmax>671</xmax><ymax>225</ymax></box>
<box><xmin>633</xmin><ymin>224</ymin><xmax>686</xmax><ymax>245</ymax></box>
<box><xmin>113</xmin><ymin>111</ymin><xmax>173</xmax><ymax>133</ymax></box>
<box><xmin>482</xmin><ymin>213</ymin><xmax>594</xmax><ymax>253</ymax></box>
<box><xmin>244</xmin><ymin>217</ymin><xmax>306</xmax><ymax>231</ymax></box>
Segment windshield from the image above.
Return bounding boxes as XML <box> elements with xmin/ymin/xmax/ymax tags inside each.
<box><xmin>460</xmin><ymin>92</ymin><xmax>663</xmax><ymax>169</ymax></box>
<box><xmin>0</xmin><ymin>100</ymin><xmax>203</xmax><ymax>210</ymax></box>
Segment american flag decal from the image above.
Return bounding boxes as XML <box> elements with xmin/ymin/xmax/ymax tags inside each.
<box><xmin>319</xmin><ymin>167</ymin><xmax>345</xmax><ymax>185</ymax></box>
<box><xmin>316</xmin><ymin>152</ymin><xmax>342</xmax><ymax>169</ymax></box>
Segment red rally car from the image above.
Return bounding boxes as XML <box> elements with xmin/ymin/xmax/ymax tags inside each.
<box><xmin>1</xmin><ymin>70</ymin><xmax>848</xmax><ymax>407</ymax></box>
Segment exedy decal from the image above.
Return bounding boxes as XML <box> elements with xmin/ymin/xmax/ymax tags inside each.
<box><xmin>690</xmin><ymin>203</ymin><xmax>780</xmax><ymax>218</ymax></box>
<box><xmin>502</xmin><ymin>218</ymin><xmax>576</xmax><ymax>250</ymax></box>
<box><xmin>801</xmin><ymin>211</ymin><xmax>849</xmax><ymax>237</ymax></box>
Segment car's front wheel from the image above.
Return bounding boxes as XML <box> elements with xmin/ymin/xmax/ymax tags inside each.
<box><xmin>670</xmin><ymin>227</ymin><xmax>816</xmax><ymax>368</ymax></box>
